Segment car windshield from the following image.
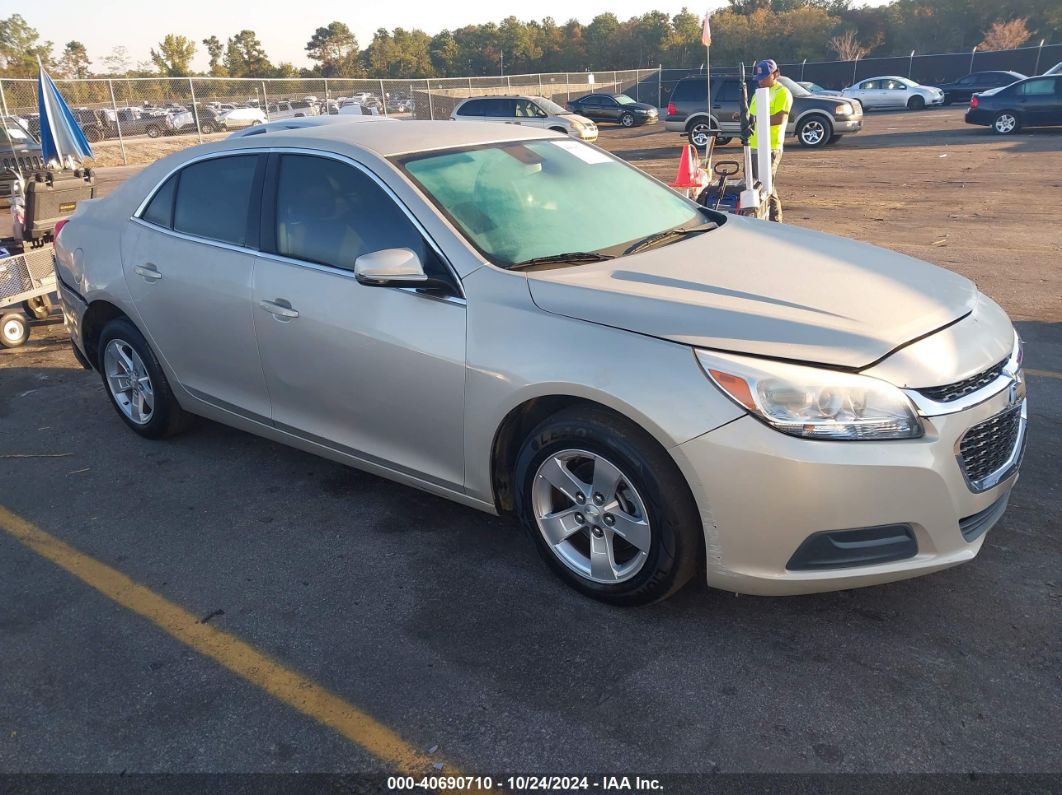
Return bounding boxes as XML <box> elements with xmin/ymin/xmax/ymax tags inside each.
<box><xmin>397</xmin><ymin>139</ymin><xmax>714</xmax><ymax>268</ymax></box>
<box><xmin>533</xmin><ymin>97</ymin><xmax>568</xmax><ymax>115</ymax></box>
<box><xmin>777</xmin><ymin>76</ymin><xmax>811</xmax><ymax>97</ymax></box>
<box><xmin>1</xmin><ymin>117</ymin><xmax>36</xmax><ymax>144</ymax></box>
<box><xmin>614</xmin><ymin>94</ymin><xmax>636</xmax><ymax>105</ymax></box>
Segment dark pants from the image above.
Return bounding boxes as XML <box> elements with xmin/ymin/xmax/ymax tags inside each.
<box><xmin>751</xmin><ymin>150</ymin><xmax>783</xmax><ymax>222</ymax></box>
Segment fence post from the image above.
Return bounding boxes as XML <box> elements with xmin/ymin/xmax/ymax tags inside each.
<box><xmin>426</xmin><ymin>80</ymin><xmax>435</xmax><ymax>120</ymax></box>
<box><xmin>106</xmin><ymin>79</ymin><xmax>126</xmax><ymax>165</ymax></box>
<box><xmin>969</xmin><ymin>47</ymin><xmax>977</xmax><ymax>73</ymax></box>
<box><xmin>635</xmin><ymin>69</ymin><xmax>640</xmax><ymax>102</ymax></box>
<box><xmin>261</xmin><ymin>80</ymin><xmax>268</xmax><ymax>120</ymax></box>
<box><xmin>188</xmin><ymin>78</ymin><xmax>203</xmax><ymax>144</ymax></box>
<box><xmin>324</xmin><ymin>78</ymin><xmax>330</xmax><ymax>110</ymax></box>
<box><xmin>538</xmin><ymin>73</ymin><xmax>544</xmax><ymax>96</ymax></box>
<box><xmin>380</xmin><ymin>79</ymin><xmax>388</xmax><ymax>116</ymax></box>
<box><xmin>852</xmin><ymin>57</ymin><xmax>859</xmax><ymax>85</ymax></box>
<box><xmin>468</xmin><ymin>77</ymin><xmax>473</xmax><ymax>97</ymax></box>
<box><xmin>801</xmin><ymin>59</ymin><xmax>807</xmax><ymax>81</ymax></box>
<box><xmin>506</xmin><ymin>75</ymin><xmax>511</xmax><ymax>89</ymax></box>
<box><xmin>1034</xmin><ymin>39</ymin><xmax>1045</xmax><ymax>74</ymax></box>
<box><xmin>613</xmin><ymin>70</ymin><xmax>618</xmax><ymax>92</ymax></box>
<box><xmin>658</xmin><ymin>64</ymin><xmax>662</xmax><ymax>108</ymax></box>
<box><xmin>0</xmin><ymin>80</ymin><xmax>9</xmax><ymax>121</ymax></box>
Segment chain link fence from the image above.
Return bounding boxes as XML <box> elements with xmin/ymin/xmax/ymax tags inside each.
<box><xmin>0</xmin><ymin>40</ymin><xmax>1057</xmax><ymax>166</ymax></box>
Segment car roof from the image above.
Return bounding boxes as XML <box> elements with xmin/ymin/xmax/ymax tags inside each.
<box><xmin>457</xmin><ymin>95</ymin><xmax>550</xmax><ymax>102</ymax></box>
<box><xmin>216</xmin><ymin>119</ymin><xmax>559</xmax><ymax>157</ymax></box>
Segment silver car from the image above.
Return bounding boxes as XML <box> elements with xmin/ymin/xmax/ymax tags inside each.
<box><xmin>53</xmin><ymin>121</ymin><xmax>1026</xmax><ymax>605</ymax></box>
<box><xmin>842</xmin><ymin>76</ymin><xmax>945</xmax><ymax>110</ymax></box>
<box><xmin>451</xmin><ymin>95</ymin><xmax>598</xmax><ymax>142</ymax></box>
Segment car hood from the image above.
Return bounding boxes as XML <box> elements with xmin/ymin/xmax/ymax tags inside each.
<box><xmin>624</xmin><ymin>102</ymin><xmax>659</xmax><ymax>112</ymax></box>
<box><xmin>559</xmin><ymin>113</ymin><xmax>595</xmax><ymax>125</ymax></box>
<box><xmin>524</xmin><ymin>218</ymin><xmax>977</xmax><ymax>370</ymax></box>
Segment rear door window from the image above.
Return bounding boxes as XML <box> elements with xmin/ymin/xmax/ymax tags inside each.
<box><xmin>172</xmin><ymin>155</ymin><xmax>260</xmax><ymax>247</ymax></box>
<box><xmin>141</xmin><ymin>175</ymin><xmax>177</xmax><ymax>228</ymax></box>
<box><xmin>1019</xmin><ymin>78</ymin><xmax>1056</xmax><ymax>97</ymax></box>
<box><xmin>485</xmin><ymin>99</ymin><xmax>516</xmax><ymax>118</ymax></box>
<box><xmin>671</xmin><ymin>80</ymin><xmax>706</xmax><ymax>103</ymax></box>
<box><xmin>457</xmin><ymin>99</ymin><xmax>484</xmax><ymax>116</ymax></box>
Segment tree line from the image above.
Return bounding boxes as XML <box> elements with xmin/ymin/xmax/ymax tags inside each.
<box><xmin>1</xmin><ymin>1</ymin><xmax>1059</xmax><ymax>81</ymax></box>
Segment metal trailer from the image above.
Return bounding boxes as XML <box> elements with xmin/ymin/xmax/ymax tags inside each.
<box><xmin>0</xmin><ymin>244</ymin><xmax>56</xmax><ymax>348</ymax></box>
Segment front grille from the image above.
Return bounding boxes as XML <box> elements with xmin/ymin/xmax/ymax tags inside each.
<box><xmin>959</xmin><ymin>406</ymin><xmax>1022</xmax><ymax>487</ymax></box>
<box><xmin>918</xmin><ymin>358</ymin><xmax>1008</xmax><ymax>403</ymax></box>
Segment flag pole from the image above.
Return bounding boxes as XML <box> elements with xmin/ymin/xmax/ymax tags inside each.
<box><xmin>702</xmin><ymin>12</ymin><xmax>713</xmax><ymax>171</ymax></box>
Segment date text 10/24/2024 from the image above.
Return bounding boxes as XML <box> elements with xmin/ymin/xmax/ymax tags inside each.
<box><xmin>387</xmin><ymin>776</ymin><xmax>665</xmax><ymax>791</ymax></box>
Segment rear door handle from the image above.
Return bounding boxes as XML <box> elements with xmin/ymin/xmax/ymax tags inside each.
<box><xmin>258</xmin><ymin>299</ymin><xmax>299</xmax><ymax>320</ymax></box>
<box><xmin>134</xmin><ymin>263</ymin><xmax>162</xmax><ymax>282</ymax></box>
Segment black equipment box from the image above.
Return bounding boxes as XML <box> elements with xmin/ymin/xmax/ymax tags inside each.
<box><xmin>24</xmin><ymin>171</ymin><xmax>96</xmax><ymax>240</ymax></box>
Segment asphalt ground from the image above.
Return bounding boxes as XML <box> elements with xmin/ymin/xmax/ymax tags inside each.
<box><xmin>1</xmin><ymin>108</ymin><xmax>1060</xmax><ymax>785</ymax></box>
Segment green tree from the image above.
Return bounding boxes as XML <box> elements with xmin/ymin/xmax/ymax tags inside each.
<box><xmin>151</xmin><ymin>34</ymin><xmax>196</xmax><ymax>76</ymax></box>
<box><xmin>225</xmin><ymin>30</ymin><xmax>273</xmax><ymax>77</ymax></box>
<box><xmin>305</xmin><ymin>21</ymin><xmax>360</xmax><ymax>76</ymax></box>
<box><xmin>0</xmin><ymin>14</ymin><xmax>53</xmax><ymax>76</ymax></box>
<box><xmin>100</xmin><ymin>45</ymin><xmax>131</xmax><ymax>75</ymax></box>
<box><xmin>59</xmin><ymin>41</ymin><xmax>91</xmax><ymax>78</ymax></box>
<box><xmin>202</xmin><ymin>36</ymin><xmax>226</xmax><ymax>76</ymax></box>
<box><xmin>429</xmin><ymin>30</ymin><xmax>460</xmax><ymax>76</ymax></box>
<box><xmin>585</xmin><ymin>13</ymin><xmax>621</xmax><ymax>69</ymax></box>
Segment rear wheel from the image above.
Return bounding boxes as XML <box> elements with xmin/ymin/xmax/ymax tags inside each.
<box><xmin>992</xmin><ymin>111</ymin><xmax>1020</xmax><ymax>135</ymax></box>
<box><xmin>907</xmin><ymin>95</ymin><xmax>926</xmax><ymax>111</ymax></box>
<box><xmin>146</xmin><ymin>125</ymin><xmax>162</xmax><ymax>138</ymax></box>
<box><xmin>715</xmin><ymin>136</ymin><xmax>732</xmax><ymax>146</ymax></box>
<box><xmin>687</xmin><ymin>119</ymin><xmax>714</xmax><ymax>150</ymax></box>
<box><xmin>1</xmin><ymin>312</ymin><xmax>29</xmax><ymax>349</ymax></box>
<box><xmin>97</xmin><ymin>317</ymin><xmax>189</xmax><ymax>439</ymax></box>
<box><xmin>513</xmin><ymin>407</ymin><xmax>702</xmax><ymax>606</ymax></box>
<box><xmin>201</xmin><ymin>122</ymin><xmax>216</xmax><ymax>134</ymax></box>
<box><xmin>620</xmin><ymin>111</ymin><xmax>635</xmax><ymax>127</ymax></box>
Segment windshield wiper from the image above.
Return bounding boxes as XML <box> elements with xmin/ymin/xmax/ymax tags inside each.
<box><xmin>508</xmin><ymin>251</ymin><xmax>615</xmax><ymax>270</ymax></box>
<box><xmin>623</xmin><ymin>223</ymin><xmax>717</xmax><ymax>256</ymax></box>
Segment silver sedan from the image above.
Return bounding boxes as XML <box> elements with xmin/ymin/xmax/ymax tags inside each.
<box><xmin>843</xmin><ymin>76</ymin><xmax>945</xmax><ymax>110</ymax></box>
<box><xmin>54</xmin><ymin>121</ymin><xmax>1025</xmax><ymax>604</ymax></box>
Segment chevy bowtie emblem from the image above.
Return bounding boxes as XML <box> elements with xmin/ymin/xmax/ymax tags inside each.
<box><xmin>1009</xmin><ymin>371</ymin><xmax>1026</xmax><ymax>407</ymax></box>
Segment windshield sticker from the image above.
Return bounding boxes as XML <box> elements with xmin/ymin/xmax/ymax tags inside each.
<box><xmin>552</xmin><ymin>139</ymin><xmax>611</xmax><ymax>164</ymax></box>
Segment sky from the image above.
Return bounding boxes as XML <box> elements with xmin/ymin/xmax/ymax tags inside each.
<box><xmin>24</xmin><ymin>0</ymin><xmax>734</xmax><ymax>72</ymax></box>
<box><xmin>19</xmin><ymin>1</ymin><xmax>741</xmax><ymax>73</ymax></box>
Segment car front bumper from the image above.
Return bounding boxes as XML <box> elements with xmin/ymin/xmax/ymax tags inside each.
<box><xmin>834</xmin><ymin>117</ymin><xmax>863</xmax><ymax>133</ymax></box>
<box><xmin>671</xmin><ymin>383</ymin><xmax>1025</xmax><ymax>596</ymax></box>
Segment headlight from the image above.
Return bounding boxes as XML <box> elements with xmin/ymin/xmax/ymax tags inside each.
<box><xmin>835</xmin><ymin>102</ymin><xmax>854</xmax><ymax>115</ymax></box>
<box><xmin>696</xmin><ymin>350</ymin><xmax>924</xmax><ymax>440</ymax></box>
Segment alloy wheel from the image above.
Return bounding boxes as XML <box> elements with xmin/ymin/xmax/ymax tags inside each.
<box><xmin>800</xmin><ymin>119</ymin><xmax>826</xmax><ymax>146</ymax></box>
<box><xmin>689</xmin><ymin>123</ymin><xmax>711</xmax><ymax>148</ymax></box>
<box><xmin>994</xmin><ymin>113</ymin><xmax>1017</xmax><ymax>134</ymax></box>
<box><xmin>104</xmin><ymin>339</ymin><xmax>155</xmax><ymax>425</ymax></box>
<box><xmin>531</xmin><ymin>449</ymin><xmax>652</xmax><ymax>584</ymax></box>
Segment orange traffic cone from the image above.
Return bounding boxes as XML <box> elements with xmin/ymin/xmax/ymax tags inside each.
<box><xmin>669</xmin><ymin>144</ymin><xmax>707</xmax><ymax>190</ymax></box>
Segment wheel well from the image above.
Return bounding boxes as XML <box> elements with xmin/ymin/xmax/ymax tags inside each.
<box><xmin>491</xmin><ymin>395</ymin><xmax>649</xmax><ymax>515</ymax></box>
<box><xmin>795</xmin><ymin>111</ymin><xmax>832</xmax><ymax>129</ymax></box>
<box><xmin>81</xmin><ymin>301</ymin><xmax>128</xmax><ymax>369</ymax></box>
<box><xmin>549</xmin><ymin>126</ymin><xmax>567</xmax><ymax>134</ymax></box>
<box><xmin>685</xmin><ymin>114</ymin><xmax>716</xmax><ymax>131</ymax></box>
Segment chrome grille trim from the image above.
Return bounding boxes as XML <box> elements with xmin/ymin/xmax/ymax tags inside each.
<box><xmin>955</xmin><ymin>400</ymin><xmax>1027</xmax><ymax>493</ymax></box>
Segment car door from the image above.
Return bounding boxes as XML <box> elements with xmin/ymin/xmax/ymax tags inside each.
<box><xmin>251</xmin><ymin>152</ymin><xmax>467</xmax><ymax>490</ymax></box>
<box><xmin>851</xmin><ymin>80</ymin><xmax>878</xmax><ymax>108</ymax></box>
<box><xmin>1017</xmin><ymin>77</ymin><xmax>1061</xmax><ymax>124</ymax></box>
<box><xmin>124</xmin><ymin>153</ymin><xmax>271</xmax><ymax>419</ymax></box>
<box><xmin>578</xmin><ymin>96</ymin><xmax>602</xmax><ymax>120</ymax></box>
<box><xmin>598</xmin><ymin>96</ymin><xmax>621</xmax><ymax>122</ymax></box>
<box><xmin>880</xmin><ymin>80</ymin><xmax>904</xmax><ymax>107</ymax></box>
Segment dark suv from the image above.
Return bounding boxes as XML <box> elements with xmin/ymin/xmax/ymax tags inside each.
<box><xmin>665</xmin><ymin>74</ymin><xmax>863</xmax><ymax>149</ymax></box>
<box><xmin>931</xmin><ymin>71</ymin><xmax>1025</xmax><ymax>105</ymax></box>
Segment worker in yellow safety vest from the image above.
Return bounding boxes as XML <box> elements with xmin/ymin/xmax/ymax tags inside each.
<box><xmin>745</xmin><ymin>59</ymin><xmax>793</xmax><ymax>222</ymax></box>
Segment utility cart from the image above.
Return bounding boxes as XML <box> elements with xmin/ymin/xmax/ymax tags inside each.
<box><xmin>0</xmin><ymin>244</ymin><xmax>56</xmax><ymax>348</ymax></box>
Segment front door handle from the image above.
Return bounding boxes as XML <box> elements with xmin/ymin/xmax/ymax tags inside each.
<box><xmin>259</xmin><ymin>299</ymin><xmax>299</xmax><ymax>320</ymax></box>
<box><xmin>134</xmin><ymin>263</ymin><xmax>162</xmax><ymax>282</ymax></box>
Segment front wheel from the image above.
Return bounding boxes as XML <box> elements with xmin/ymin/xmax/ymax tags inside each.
<box><xmin>513</xmin><ymin>408</ymin><xmax>702</xmax><ymax>606</ymax></box>
<box><xmin>992</xmin><ymin>111</ymin><xmax>1020</xmax><ymax>135</ymax></box>
<box><xmin>620</xmin><ymin>112</ymin><xmax>635</xmax><ymax>127</ymax></box>
<box><xmin>1</xmin><ymin>312</ymin><xmax>29</xmax><ymax>349</ymax></box>
<box><xmin>97</xmin><ymin>317</ymin><xmax>190</xmax><ymax>439</ymax></box>
<box><xmin>797</xmin><ymin>115</ymin><xmax>832</xmax><ymax>148</ymax></box>
<box><xmin>200</xmin><ymin>122</ymin><xmax>216</xmax><ymax>134</ymax></box>
<box><xmin>907</xmin><ymin>95</ymin><xmax>926</xmax><ymax>111</ymax></box>
<box><xmin>146</xmin><ymin>125</ymin><xmax>162</xmax><ymax>138</ymax></box>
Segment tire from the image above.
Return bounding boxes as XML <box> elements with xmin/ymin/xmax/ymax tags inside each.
<box><xmin>1</xmin><ymin>312</ymin><xmax>29</xmax><ymax>349</ymax></box>
<box><xmin>23</xmin><ymin>296</ymin><xmax>51</xmax><ymax>320</ymax></box>
<box><xmin>797</xmin><ymin>115</ymin><xmax>832</xmax><ymax>148</ymax></box>
<box><xmin>251</xmin><ymin>120</ymin><xmax>263</xmax><ymax>126</ymax></box>
<box><xmin>907</xmin><ymin>95</ymin><xmax>926</xmax><ymax>111</ymax></box>
<box><xmin>513</xmin><ymin>407</ymin><xmax>702</xmax><ymax>606</ymax></box>
<box><xmin>942</xmin><ymin>97</ymin><xmax>953</xmax><ymax>106</ymax></box>
<box><xmin>992</xmin><ymin>111</ymin><xmax>1020</xmax><ymax>135</ymax></box>
<box><xmin>715</xmin><ymin>136</ymin><xmax>732</xmax><ymax>146</ymax></box>
<box><xmin>687</xmin><ymin>119</ymin><xmax>713</xmax><ymax>151</ymax></box>
<box><xmin>201</xmin><ymin>123</ymin><xmax>216</xmax><ymax>134</ymax></box>
<box><xmin>620</xmin><ymin>112</ymin><xmax>635</xmax><ymax>127</ymax></box>
<box><xmin>549</xmin><ymin>126</ymin><xmax>567</xmax><ymax>135</ymax></box>
<box><xmin>85</xmin><ymin>127</ymin><xmax>104</xmax><ymax>143</ymax></box>
<box><xmin>97</xmin><ymin>317</ymin><xmax>190</xmax><ymax>439</ymax></box>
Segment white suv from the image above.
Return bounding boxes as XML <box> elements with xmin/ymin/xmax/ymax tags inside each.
<box><xmin>451</xmin><ymin>95</ymin><xmax>598</xmax><ymax>142</ymax></box>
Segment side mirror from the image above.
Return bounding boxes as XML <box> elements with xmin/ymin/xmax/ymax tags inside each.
<box><xmin>354</xmin><ymin>248</ymin><xmax>449</xmax><ymax>291</ymax></box>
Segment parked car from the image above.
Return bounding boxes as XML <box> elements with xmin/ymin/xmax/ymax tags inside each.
<box><xmin>0</xmin><ymin>116</ymin><xmax>46</xmax><ymax>207</ymax></box>
<box><xmin>451</xmin><ymin>95</ymin><xmax>598</xmax><ymax>141</ymax></box>
<box><xmin>566</xmin><ymin>93</ymin><xmax>659</xmax><ymax>127</ymax></box>
<box><xmin>965</xmin><ymin>73</ymin><xmax>1062</xmax><ymax>134</ymax></box>
<box><xmin>841</xmin><ymin>76</ymin><xmax>944</xmax><ymax>110</ymax></box>
<box><xmin>220</xmin><ymin>107</ymin><xmax>267</xmax><ymax>129</ymax></box>
<box><xmin>265</xmin><ymin>101</ymin><xmax>320</xmax><ymax>120</ymax></box>
<box><xmin>226</xmin><ymin>115</ymin><xmax>396</xmax><ymax>139</ymax></box>
<box><xmin>72</xmin><ymin>108</ymin><xmax>116</xmax><ymax>143</ymax></box>
<box><xmin>666</xmin><ymin>74</ymin><xmax>862</xmax><ymax>149</ymax></box>
<box><xmin>54</xmin><ymin>122</ymin><xmax>1026</xmax><ymax>605</ymax></box>
<box><xmin>171</xmin><ymin>105</ymin><xmax>227</xmax><ymax>135</ymax></box>
<box><xmin>930</xmin><ymin>71</ymin><xmax>1026</xmax><ymax>105</ymax></box>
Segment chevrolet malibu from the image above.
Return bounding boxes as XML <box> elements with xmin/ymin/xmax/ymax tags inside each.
<box><xmin>53</xmin><ymin>122</ymin><xmax>1027</xmax><ymax>605</ymax></box>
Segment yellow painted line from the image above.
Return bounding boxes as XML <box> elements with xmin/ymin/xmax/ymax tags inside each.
<box><xmin>1026</xmin><ymin>368</ymin><xmax>1062</xmax><ymax>381</ymax></box>
<box><xmin>0</xmin><ymin>505</ymin><xmax>485</xmax><ymax>787</ymax></box>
